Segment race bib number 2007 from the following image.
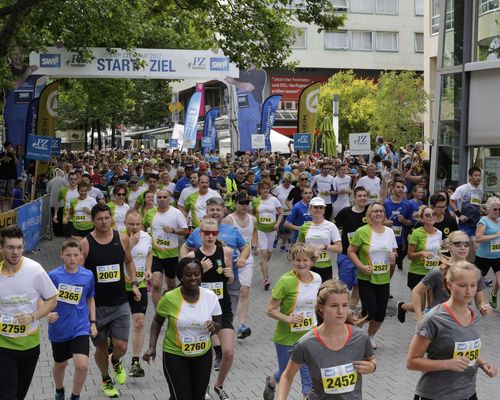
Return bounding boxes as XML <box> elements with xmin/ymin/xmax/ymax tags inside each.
<box><xmin>96</xmin><ymin>264</ymin><xmax>121</xmax><ymax>283</ymax></box>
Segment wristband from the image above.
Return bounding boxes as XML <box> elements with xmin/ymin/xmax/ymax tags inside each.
<box><xmin>90</xmin><ymin>320</ymin><xmax>96</xmax><ymax>324</ymax></box>
<box><xmin>323</xmin><ymin>244</ymin><xmax>328</xmax><ymax>251</ymax></box>
<box><xmin>454</xmin><ymin>209</ymin><xmax>461</xmax><ymax>217</ymax></box>
<box><xmin>131</xmin><ymin>280</ymin><xmax>139</xmax><ymax>287</ymax></box>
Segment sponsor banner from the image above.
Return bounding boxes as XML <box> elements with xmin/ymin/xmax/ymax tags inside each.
<box><xmin>183</xmin><ymin>92</ymin><xmax>202</xmax><ymax>149</ymax></box>
<box><xmin>202</xmin><ymin>108</ymin><xmax>220</xmax><ymax>154</ymax></box>
<box><xmin>51</xmin><ymin>138</ymin><xmax>62</xmax><ymax>155</ymax></box>
<box><xmin>17</xmin><ymin>198</ymin><xmax>42</xmax><ymax>252</ymax></box>
<box><xmin>30</xmin><ymin>48</ymin><xmax>239</xmax><ymax>79</ymax></box>
<box><xmin>297</xmin><ymin>81</ymin><xmax>321</xmax><ymax>135</ymax></box>
<box><xmin>36</xmin><ymin>81</ymin><xmax>59</xmax><ymax>137</ymax></box>
<box><xmin>251</xmin><ymin>134</ymin><xmax>266</xmax><ymax>149</ymax></box>
<box><xmin>169</xmin><ymin>138</ymin><xmax>179</xmax><ymax>148</ymax></box>
<box><xmin>26</xmin><ymin>135</ymin><xmax>53</xmax><ymax>161</ymax></box>
<box><xmin>196</xmin><ymin>82</ymin><xmax>205</xmax><ymax>117</ymax></box>
<box><xmin>0</xmin><ymin>210</ymin><xmax>18</xmax><ymax>230</ymax></box>
<box><xmin>294</xmin><ymin>133</ymin><xmax>312</xmax><ymax>151</ymax></box>
<box><xmin>349</xmin><ymin>133</ymin><xmax>371</xmax><ymax>155</ymax></box>
<box><xmin>260</xmin><ymin>95</ymin><xmax>282</xmax><ymax>152</ymax></box>
<box><xmin>201</xmin><ymin>137</ymin><xmax>212</xmax><ymax>148</ymax></box>
<box><xmin>270</xmin><ymin>76</ymin><xmax>326</xmax><ymax>102</ymax></box>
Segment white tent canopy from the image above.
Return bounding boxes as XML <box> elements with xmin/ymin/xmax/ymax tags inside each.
<box><xmin>219</xmin><ymin>129</ymin><xmax>291</xmax><ymax>154</ymax></box>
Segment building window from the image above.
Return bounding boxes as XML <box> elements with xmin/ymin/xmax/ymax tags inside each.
<box><xmin>415</xmin><ymin>32</ymin><xmax>424</xmax><ymax>52</ymax></box>
<box><xmin>351</xmin><ymin>31</ymin><xmax>374</xmax><ymax>51</ymax></box>
<box><xmin>479</xmin><ymin>0</ymin><xmax>500</xmax><ymax>15</ymax></box>
<box><xmin>350</xmin><ymin>0</ymin><xmax>374</xmax><ymax>13</ymax></box>
<box><xmin>375</xmin><ymin>0</ymin><xmax>398</xmax><ymax>14</ymax></box>
<box><xmin>414</xmin><ymin>0</ymin><xmax>424</xmax><ymax>15</ymax></box>
<box><xmin>375</xmin><ymin>31</ymin><xmax>399</xmax><ymax>51</ymax></box>
<box><xmin>287</xmin><ymin>0</ymin><xmax>306</xmax><ymax>9</ymax></box>
<box><xmin>332</xmin><ymin>0</ymin><xmax>349</xmax><ymax>12</ymax></box>
<box><xmin>324</xmin><ymin>31</ymin><xmax>349</xmax><ymax>50</ymax></box>
<box><xmin>291</xmin><ymin>28</ymin><xmax>307</xmax><ymax>49</ymax></box>
<box><xmin>431</xmin><ymin>0</ymin><xmax>440</xmax><ymax>35</ymax></box>
<box><xmin>445</xmin><ymin>0</ymin><xmax>454</xmax><ymax>31</ymax></box>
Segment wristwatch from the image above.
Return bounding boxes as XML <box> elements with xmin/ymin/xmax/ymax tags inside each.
<box><xmin>131</xmin><ymin>280</ymin><xmax>139</xmax><ymax>287</ymax></box>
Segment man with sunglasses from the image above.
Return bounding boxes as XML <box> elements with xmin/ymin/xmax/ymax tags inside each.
<box><xmin>284</xmin><ymin>185</ymin><xmax>314</xmax><ymax>243</ymax></box>
<box><xmin>180</xmin><ymin>197</ymin><xmax>250</xmax><ymax>399</ymax></box>
<box><xmin>143</xmin><ymin>189</ymin><xmax>189</xmax><ymax>304</ymax></box>
<box><xmin>209</xmin><ymin>163</ymin><xmax>227</xmax><ymax>195</ymax></box>
<box><xmin>311</xmin><ymin>162</ymin><xmax>336</xmax><ymax>221</ymax></box>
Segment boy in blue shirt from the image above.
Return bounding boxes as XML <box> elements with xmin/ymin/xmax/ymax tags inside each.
<box><xmin>48</xmin><ymin>239</ymin><xmax>97</xmax><ymax>400</ymax></box>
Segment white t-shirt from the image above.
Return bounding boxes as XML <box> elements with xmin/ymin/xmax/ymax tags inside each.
<box><xmin>356</xmin><ymin>176</ymin><xmax>381</xmax><ymax>204</ymax></box>
<box><xmin>333</xmin><ymin>175</ymin><xmax>352</xmax><ymax>208</ymax></box>
<box><xmin>272</xmin><ymin>185</ymin><xmax>294</xmax><ymax>213</ymax></box>
<box><xmin>311</xmin><ymin>174</ymin><xmax>335</xmax><ymax>204</ymax></box>
<box><xmin>127</xmin><ymin>231</ymin><xmax>152</xmax><ymax>282</ymax></box>
<box><xmin>178</xmin><ymin>185</ymin><xmax>197</xmax><ymax>208</ymax></box>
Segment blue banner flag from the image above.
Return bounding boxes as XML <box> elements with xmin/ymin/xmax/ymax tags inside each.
<box><xmin>294</xmin><ymin>133</ymin><xmax>312</xmax><ymax>151</ymax></box>
<box><xmin>17</xmin><ymin>198</ymin><xmax>42</xmax><ymax>252</ymax></box>
<box><xmin>202</xmin><ymin>107</ymin><xmax>220</xmax><ymax>154</ymax></box>
<box><xmin>169</xmin><ymin>138</ymin><xmax>178</xmax><ymax>148</ymax></box>
<box><xmin>183</xmin><ymin>92</ymin><xmax>202</xmax><ymax>149</ymax></box>
<box><xmin>260</xmin><ymin>95</ymin><xmax>282</xmax><ymax>152</ymax></box>
<box><xmin>26</xmin><ymin>134</ymin><xmax>52</xmax><ymax>161</ymax></box>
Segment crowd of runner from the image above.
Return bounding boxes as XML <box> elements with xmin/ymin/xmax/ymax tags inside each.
<box><xmin>0</xmin><ymin>139</ymin><xmax>498</xmax><ymax>400</ymax></box>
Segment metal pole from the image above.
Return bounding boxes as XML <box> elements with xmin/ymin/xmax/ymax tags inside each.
<box><xmin>332</xmin><ymin>94</ymin><xmax>340</xmax><ymax>156</ymax></box>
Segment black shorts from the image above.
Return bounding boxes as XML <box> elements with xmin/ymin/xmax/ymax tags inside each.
<box><xmin>475</xmin><ymin>255</ymin><xmax>500</xmax><ymax>275</ymax></box>
<box><xmin>219</xmin><ymin>300</ymin><xmax>234</xmax><ymax>330</ymax></box>
<box><xmin>127</xmin><ymin>287</ymin><xmax>148</xmax><ymax>314</ymax></box>
<box><xmin>152</xmin><ymin>256</ymin><xmax>178</xmax><ymax>279</ymax></box>
<box><xmin>51</xmin><ymin>335</ymin><xmax>90</xmax><ymax>363</ymax></box>
<box><xmin>71</xmin><ymin>224</ymin><xmax>94</xmax><ymax>238</ymax></box>
<box><xmin>407</xmin><ymin>272</ymin><xmax>425</xmax><ymax>290</ymax></box>
<box><xmin>311</xmin><ymin>266</ymin><xmax>333</xmax><ymax>283</ymax></box>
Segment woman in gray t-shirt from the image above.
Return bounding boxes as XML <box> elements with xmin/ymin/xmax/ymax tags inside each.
<box><xmin>407</xmin><ymin>260</ymin><xmax>497</xmax><ymax>400</ymax></box>
<box><xmin>277</xmin><ymin>279</ymin><xmax>376</xmax><ymax>400</ymax></box>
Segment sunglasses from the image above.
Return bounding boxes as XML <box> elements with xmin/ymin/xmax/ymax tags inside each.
<box><xmin>201</xmin><ymin>230</ymin><xmax>218</xmax><ymax>236</ymax></box>
<box><xmin>238</xmin><ymin>201</ymin><xmax>250</xmax><ymax>205</ymax></box>
<box><xmin>493</xmin><ymin>208</ymin><xmax>500</xmax><ymax>212</ymax></box>
<box><xmin>312</xmin><ymin>205</ymin><xmax>325</xmax><ymax>209</ymax></box>
<box><xmin>300</xmin><ymin>178</ymin><xmax>308</xmax><ymax>181</ymax></box>
<box><xmin>157</xmin><ymin>196</ymin><xmax>169</xmax><ymax>199</ymax></box>
<box><xmin>423</xmin><ymin>212</ymin><xmax>436</xmax><ymax>218</ymax></box>
<box><xmin>116</xmin><ymin>193</ymin><xmax>126</xmax><ymax>197</ymax></box>
<box><xmin>451</xmin><ymin>241</ymin><xmax>470</xmax><ymax>248</ymax></box>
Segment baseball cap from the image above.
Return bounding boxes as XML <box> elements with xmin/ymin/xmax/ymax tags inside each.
<box><xmin>310</xmin><ymin>197</ymin><xmax>326</xmax><ymax>207</ymax></box>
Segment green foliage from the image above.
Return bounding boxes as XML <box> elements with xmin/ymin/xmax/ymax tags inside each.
<box><xmin>317</xmin><ymin>71</ymin><xmax>376</xmax><ymax>145</ymax></box>
<box><xmin>316</xmin><ymin>70</ymin><xmax>427</xmax><ymax>149</ymax></box>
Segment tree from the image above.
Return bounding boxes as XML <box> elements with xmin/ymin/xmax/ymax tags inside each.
<box><xmin>0</xmin><ymin>0</ymin><xmax>345</xmax><ymax>89</ymax></box>
<box><xmin>370</xmin><ymin>71</ymin><xmax>427</xmax><ymax>147</ymax></box>
<box><xmin>316</xmin><ymin>70</ymin><xmax>376</xmax><ymax>146</ymax></box>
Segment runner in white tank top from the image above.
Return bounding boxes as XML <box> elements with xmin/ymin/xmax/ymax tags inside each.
<box><xmin>223</xmin><ymin>193</ymin><xmax>258</xmax><ymax>340</ymax></box>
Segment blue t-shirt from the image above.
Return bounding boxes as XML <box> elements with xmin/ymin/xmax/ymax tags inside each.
<box><xmin>476</xmin><ymin>216</ymin><xmax>500</xmax><ymax>259</ymax></box>
<box><xmin>11</xmin><ymin>187</ymin><xmax>24</xmax><ymax>209</ymax></box>
<box><xmin>286</xmin><ymin>201</ymin><xmax>312</xmax><ymax>242</ymax></box>
<box><xmin>174</xmin><ymin>176</ymin><xmax>190</xmax><ymax>194</ymax></box>
<box><xmin>48</xmin><ymin>266</ymin><xmax>95</xmax><ymax>342</ymax></box>
<box><xmin>384</xmin><ymin>197</ymin><xmax>412</xmax><ymax>244</ymax></box>
<box><xmin>409</xmin><ymin>199</ymin><xmax>424</xmax><ymax>226</ymax></box>
<box><xmin>208</xmin><ymin>175</ymin><xmax>226</xmax><ymax>191</ymax></box>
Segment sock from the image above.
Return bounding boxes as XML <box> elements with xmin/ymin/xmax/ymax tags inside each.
<box><xmin>111</xmin><ymin>356</ymin><xmax>120</xmax><ymax>365</ymax></box>
<box><xmin>102</xmin><ymin>375</ymin><xmax>111</xmax><ymax>382</ymax></box>
<box><xmin>132</xmin><ymin>356</ymin><xmax>139</xmax><ymax>363</ymax></box>
<box><xmin>70</xmin><ymin>394</ymin><xmax>80</xmax><ymax>400</ymax></box>
<box><xmin>214</xmin><ymin>345</ymin><xmax>222</xmax><ymax>358</ymax></box>
<box><xmin>56</xmin><ymin>387</ymin><xmax>64</xmax><ymax>394</ymax></box>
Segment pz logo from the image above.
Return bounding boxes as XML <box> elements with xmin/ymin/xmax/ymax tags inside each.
<box><xmin>189</xmin><ymin>57</ymin><xmax>206</xmax><ymax>68</ymax></box>
<box><xmin>34</xmin><ymin>139</ymin><xmax>49</xmax><ymax>149</ymax></box>
<box><xmin>210</xmin><ymin>57</ymin><xmax>229</xmax><ymax>71</ymax></box>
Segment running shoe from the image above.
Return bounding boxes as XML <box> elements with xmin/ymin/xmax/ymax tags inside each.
<box><xmin>214</xmin><ymin>353</ymin><xmax>222</xmax><ymax>371</ymax></box>
<box><xmin>489</xmin><ymin>289</ymin><xmax>497</xmax><ymax>309</ymax></box>
<box><xmin>397</xmin><ymin>301</ymin><xmax>406</xmax><ymax>323</ymax></box>
<box><xmin>55</xmin><ymin>390</ymin><xmax>65</xmax><ymax>400</ymax></box>
<box><xmin>205</xmin><ymin>387</ymin><xmax>211</xmax><ymax>400</ymax></box>
<box><xmin>236</xmin><ymin>324</ymin><xmax>252</xmax><ymax>339</ymax></box>
<box><xmin>485</xmin><ymin>278</ymin><xmax>493</xmax><ymax>287</ymax></box>
<box><xmin>263</xmin><ymin>376</ymin><xmax>275</xmax><ymax>400</ymax></box>
<box><xmin>264</xmin><ymin>278</ymin><xmax>271</xmax><ymax>291</ymax></box>
<box><xmin>129</xmin><ymin>360</ymin><xmax>145</xmax><ymax>377</ymax></box>
<box><xmin>279</xmin><ymin>245</ymin><xmax>288</xmax><ymax>253</ymax></box>
<box><xmin>113</xmin><ymin>360</ymin><xmax>127</xmax><ymax>385</ymax></box>
<box><xmin>214</xmin><ymin>386</ymin><xmax>230</xmax><ymax>400</ymax></box>
<box><xmin>370</xmin><ymin>336</ymin><xmax>377</xmax><ymax>350</ymax></box>
<box><xmin>102</xmin><ymin>379</ymin><xmax>120</xmax><ymax>398</ymax></box>
<box><xmin>273</xmin><ymin>239</ymin><xmax>278</xmax><ymax>248</ymax></box>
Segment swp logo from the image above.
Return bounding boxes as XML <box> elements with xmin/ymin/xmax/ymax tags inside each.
<box><xmin>210</xmin><ymin>57</ymin><xmax>229</xmax><ymax>71</ymax></box>
<box><xmin>40</xmin><ymin>54</ymin><xmax>61</xmax><ymax>68</ymax></box>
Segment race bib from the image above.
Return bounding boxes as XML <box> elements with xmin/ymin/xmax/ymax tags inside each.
<box><xmin>454</xmin><ymin>339</ymin><xmax>481</xmax><ymax>367</ymax></box>
<box><xmin>75</xmin><ymin>214</ymin><xmax>87</xmax><ymax>221</ymax></box>
<box><xmin>136</xmin><ymin>265</ymin><xmax>146</xmax><ymax>282</ymax></box>
<box><xmin>156</xmin><ymin>238</ymin><xmax>172</xmax><ymax>248</ymax></box>
<box><xmin>57</xmin><ymin>283</ymin><xmax>83</xmax><ymax>305</ymax></box>
<box><xmin>470</xmin><ymin>195</ymin><xmax>481</xmax><ymax>205</ymax></box>
<box><xmin>96</xmin><ymin>264</ymin><xmax>121</xmax><ymax>283</ymax></box>
<box><xmin>0</xmin><ymin>315</ymin><xmax>28</xmax><ymax>338</ymax></box>
<box><xmin>258</xmin><ymin>216</ymin><xmax>273</xmax><ymax>224</ymax></box>
<box><xmin>424</xmin><ymin>254</ymin><xmax>440</xmax><ymax>270</ymax></box>
<box><xmin>392</xmin><ymin>226</ymin><xmax>402</xmax><ymax>237</ymax></box>
<box><xmin>181</xmin><ymin>335</ymin><xmax>210</xmax><ymax>355</ymax></box>
<box><xmin>319</xmin><ymin>251</ymin><xmax>331</xmax><ymax>262</ymax></box>
<box><xmin>201</xmin><ymin>282</ymin><xmax>224</xmax><ymax>299</ymax></box>
<box><xmin>372</xmin><ymin>260</ymin><xmax>389</xmax><ymax>274</ymax></box>
<box><xmin>490</xmin><ymin>238</ymin><xmax>500</xmax><ymax>253</ymax></box>
<box><xmin>290</xmin><ymin>311</ymin><xmax>314</xmax><ymax>332</ymax></box>
<box><xmin>369</xmin><ymin>193</ymin><xmax>378</xmax><ymax>201</ymax></box>
<box><xmin>320</xmin><ymin>191</ymin><xmax>330</xmax><ymax>196</ymax></box>
<box><xmin>321</xmin><ymin>363</ymin><xmax>358</xmax><ymax>394</ymax></box>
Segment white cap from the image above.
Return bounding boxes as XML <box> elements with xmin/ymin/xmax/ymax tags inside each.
<box><xmin>310</xmin><ymin>197</ymin><xmax>326</xmax><ymax>207</ymax></box>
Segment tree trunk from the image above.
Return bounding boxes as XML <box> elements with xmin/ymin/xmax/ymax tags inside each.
<box><xmin>97</xmin><ymin>118</ymin><xmax>102</xmax><ymax>150</ymax></box>
<box><xmin>84</xmin><ymin>118</ymin><xmax>88</xmax><ymax>152</ymax></box>
<box><xmin>111</xmin><ymin>122</ymin><xmax>116</xmax><ymax>149</ymax></box>
<box><xmin>90</xmin><ymin>120</ymin><xmax>95</xmax><ymax>150</ymax></box>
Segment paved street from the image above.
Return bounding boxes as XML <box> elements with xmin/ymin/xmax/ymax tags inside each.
<box><xmin>26</xmin><ymin>237</ymin><xmax>500</xmax><ymax>400</ymax></box>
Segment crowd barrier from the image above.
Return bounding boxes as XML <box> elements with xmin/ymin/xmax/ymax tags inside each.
<box><xmin>0</xmin><ymin>194</ymin><xmax>51</xmax><ymax>252</ymax></box>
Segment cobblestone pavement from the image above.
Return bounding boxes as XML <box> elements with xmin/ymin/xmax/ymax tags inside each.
<box><xmin>25</xmin><ymin>237</ymin><xmax>500</xmax><ymax>399</ymax></box>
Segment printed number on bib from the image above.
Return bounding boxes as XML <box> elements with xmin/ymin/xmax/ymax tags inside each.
<box><xmin>372</xmin><ymin>261</ymin><xmax>389</xmax><ymax>274</ymax></box>
<box><xmin>290</xmin><ymin>311</ymin><xmax>314</xmax><ymax>332</ymax></box>
<box><xmin>470</xmin><ymin>195</ymin><xmax>481</xmax><ymax>205</ymax></box>
<box><xmin>57</xmin><ymin>283</ymin><xmax>83</xmax><ymax>305</ymax></box>
<box><xmin>258</xmin><ymin>216</ymin><xmax>272</xmax><ymax>224</ymax></box>
<box><xmin>369</xmin><ymin>193</ymin><xmax>378</xmax><ymax>201</ymax></box>
<box><xmin>156</xmin><ymin>238</ymin><xmax>172</xmax><ymax>247</ymax></box>
<box><xmin>319</xmin><ymin>251</ymin><xmax>330</xmax><ymax>262</ymax></box>
<box><xmin>96</xmin><ymin>264</ymin><xmax>121</xmax><ymax>283</ymax></box>
<box><xmin>136</xmin><ymin>269</ymin><xmax>145</xmax><ymax>281</ymax></box>
<box><xmin>424</xmin><ymin>256</ymin><xmax>440</xmax><ymax>270</ymax></box>
<box><xmin>201</xmin><ymin>282</ymin><xmax>224</xmax><ymax>299</ymax></box>
<box><xmin>0</xmin><ymin>315</ymin><xmax>28</xmax><ymax>337</ymax></box>
<box><xmin>491</xmin><ymin>238</ymin><xmax>500</xmax><ymax>253</ymax></box>
<box><xmin>454</xmin><ymin>339</ymin><xmax>481</xmax><ymax>367</ymax></box>
<box><xmin>321</xmin><ymin>363</ymin><xmax>358</xmax><ymax>394</ymax></box>
<box><xmin>182</xmin><ymin>335</ymin><xmax>210</xmax><ymax>355</ymax></box>
<box><xmin>75</xmin><ymin>215</ymin><xmax>86</xmax><ymax>221</ymax></box>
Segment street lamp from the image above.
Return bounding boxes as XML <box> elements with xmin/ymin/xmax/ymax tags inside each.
<box><xmin>332</xmin><ymin>94</ymin><xmax>340</xmax><ymax>155</ymax></box>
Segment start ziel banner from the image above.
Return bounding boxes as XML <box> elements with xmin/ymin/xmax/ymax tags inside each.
<box><xmin>29</xmin><ymin>48</ymin><xmax>239</xmax><ymax>80</ymax></box>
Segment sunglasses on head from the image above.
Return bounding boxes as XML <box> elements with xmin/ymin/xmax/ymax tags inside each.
<box><xmin>116</xmin><ymin>193</ymin><xmax>126</xmax><ymax>197</ymax></box>
<box><xmin>238</xmin><ymin>200</ymin><xmax>250</xmax><ymax>205</ymax></box>
<box><xmin>201</xmin><ymin>230</ymin><xmax>218</xmax><ymax>236</ymax></box>
<box><xmin>312</xmin><ymin>205</ymin><xmax>325</xmax><ymax>209</ymax></box>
